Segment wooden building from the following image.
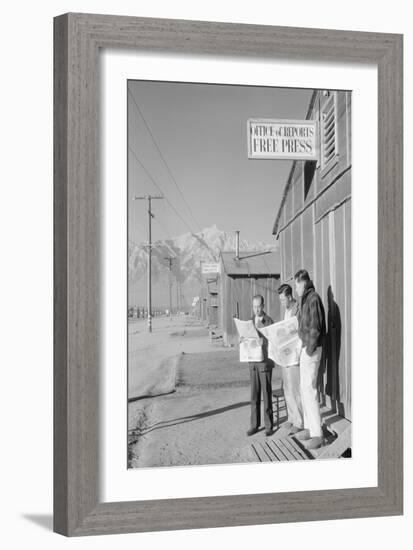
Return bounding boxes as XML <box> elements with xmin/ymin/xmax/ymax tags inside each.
<box><xmin>219</xmin><ymin>251</ymin><xmax>281</xmax><ymax>346</ymax></box>
<box><xmin>196</xmin><ymin>275</ymin><xmax>219</xmax><ymax>326</ymax></box>
<box><xmin>273</xmin><ymin>89</ymin><xmax>351</xmax><ymax>420</ymax></box>
<box><xmin>206</xmin><ymin>278</ymin><xmax>219</xmax><ymax>327</ymax></box>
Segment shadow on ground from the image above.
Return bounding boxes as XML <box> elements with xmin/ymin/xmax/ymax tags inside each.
<box><xmin>139</xmin><ymin>400</ymin><xmax>251</xmax><ymax>435</ymax></box>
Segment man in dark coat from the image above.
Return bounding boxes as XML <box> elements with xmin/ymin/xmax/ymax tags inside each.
<box><xmin>294</xmin><ymin>269</ymin><xmax>326</xmax><ymax>450</ymax></box>
<box><xmin>246</xmin><ymin>294</ymin><xmax>274</xmax><ymax>437</ymax></box>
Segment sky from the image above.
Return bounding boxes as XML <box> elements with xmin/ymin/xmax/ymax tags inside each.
<box><xmin>127</xmin><ymin>80</ymin><xmax>313</xmax><ymax>247</ymax></box>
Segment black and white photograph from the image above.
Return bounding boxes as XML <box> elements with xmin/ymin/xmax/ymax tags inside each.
<box><xmin>127</xmin><ymin>80</ymin><xmax>352</xmax><ymax>468</ymax></box>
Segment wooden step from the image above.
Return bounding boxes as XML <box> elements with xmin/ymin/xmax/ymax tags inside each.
<box><xmin>314</xmin><ymin>425</ymin><xmax>352</xmax><ymax>460</ymax></box>
<box><xmin>249</xmin><ymin>411</ymin><xmax>352</xmax><ymax>462</ymax></box>
<box><xmin>250</xmin><ymin>435</ymin><xmax>314</xmax><ymax>462</ymax></box>
<box><xmin>323</xmin><ymin>415</ymin><xmax>350</xmax><ymax>437</ymax></box>
<box><xmin>305</xmin><ymin>410</ymin><xmax>352</xmax><ymax>459</ymax></box>
<box><xmin>251</xmin><ymin>441</ymin><xmax>273</xmax><ymax>462</ymax></box>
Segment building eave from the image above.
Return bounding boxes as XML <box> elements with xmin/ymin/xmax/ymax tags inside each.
<box><xmin>272</xmin><ymin>90</ymin><xmax>319</xmax><ymax>237</ymax></box>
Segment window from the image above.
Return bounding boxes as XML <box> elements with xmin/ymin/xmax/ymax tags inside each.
<box><xmin>321</xmin><ymin>92</ymin><xmax>337</xmax><ymax>169</ymax></box>
<box><xmin>304</xmin><ymin>160</ymin><xmax>317</xmax><ymax>200</ymax></box>
<box><xmin>210</xmin><ymin>294</ymin><xmax>218</xmax><ymax>307</ymax></box>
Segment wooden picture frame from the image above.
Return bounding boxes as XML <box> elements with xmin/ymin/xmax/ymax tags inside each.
<box><xmin>53</xmin><ymin>13</ymin><xmax>403</xmax><ymax>536</ymax></box>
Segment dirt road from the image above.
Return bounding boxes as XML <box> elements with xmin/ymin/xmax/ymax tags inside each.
<box><xmin>128</xmin><ymin>315</ymin><xmax>218</xmax><ymax>400</ymax></box>
<box><xmin>128</xmin><ymin>315</ymin><xmax>285</xmax><ymax>467</ymax></box>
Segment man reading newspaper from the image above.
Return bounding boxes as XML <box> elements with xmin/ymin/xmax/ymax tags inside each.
<box><xmin>235</xmin><ymin>295</ymin><xmax>274</xmax><ymax>437</ymax></box>
<box><xmin>257</xmin><ymin>307</ymin><xmax>303</xmax><ymax>434</ymax></box>
<box><xmin>277</xmin><ymin>284</ymin><xmax>304</xmax><ymax>434</ymax></box>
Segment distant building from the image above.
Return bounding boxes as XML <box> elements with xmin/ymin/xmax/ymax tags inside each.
<box><xmin>206</xmin><ymin>277</ymin><xmax>219</xmax><ymax>327</ymax></box>
<box><xmin>219</xmin><ymin>250</ymin><xmax>281</xmax><ymax>346</ymax></box>
<box><xmin>196</xmin><ymin>276</ymin><xmax>218</xmax><ymax>326</ymax></box>
<box><xmin>273</xmin><ymin>89</ymin><xmax>351</xmax><ymax>420</ymax></box>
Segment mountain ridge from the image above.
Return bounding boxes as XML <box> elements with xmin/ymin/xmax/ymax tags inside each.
<box><xmin>128</xmin><ymin>224</ymin><xmax>277</xmax><ymax>286</ymax></box>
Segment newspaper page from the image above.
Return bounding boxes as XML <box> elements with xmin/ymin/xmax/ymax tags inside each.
<box><xmin>233</xmin><ymin>318</ymin><xmax>264</xmax><ymax>363</ymax></box>
<box><xmin>257</xmin><ymin>317</ymin><xmax>301</xmax><ymax>367</ymax></box>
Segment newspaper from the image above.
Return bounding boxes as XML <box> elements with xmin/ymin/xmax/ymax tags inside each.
<box><xmin>257</xmin><ymin>317</ymin><xmax>301</xmax><ymax>367</ymax></box>
<box><xmin>233</xmin><ymin>318</ymin><xmax>260</xmax><ymax>340</ymax></box>
<box><xmin>233</xmin><ymin>319</ymin><xmax>264</xmax><ymax>363</ymax></box>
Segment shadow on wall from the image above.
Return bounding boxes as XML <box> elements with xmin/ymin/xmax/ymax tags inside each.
<box><xmin>318</xmin><ymin>285</ymin><xmax>343</xmax><ymax>415</ymax></box>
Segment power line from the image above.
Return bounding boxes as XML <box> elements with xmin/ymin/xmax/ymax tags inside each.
<box><xmin>129</xmin><ymin>144</ymin><xmax>195</xmax><ymax>235</ymax></box>
<box><xmin>129</xmin><ymin>200</ymin><xmax>178</xmax><ymax>260</ymax></box>
<box><xmin>152</xmin><ymin>203</ymin><xmax>175</xmax><ymax>242</ymax></box>
<box><xmin>129</xmin><ymin>195</ymin><xmax>178</xmax><ymax>258</ymax></box>
<box><xmin>152</xmin><ymin>238</ymin><xmax>177</xmax><ymax>259</ymax></box>
<box><xmin>129</xmin><ymin>210</ymin><xmax>148</xmax><ymax>243</ymax></box>
<box><xmin>128</xmin><ymin>120</ymin><xmax>218</xmax><ymax>262</ymax></box>
<box><xmin>128</xmin><ymin>88</ymin><xmax>203</xmax><ymax>232</ymax></box>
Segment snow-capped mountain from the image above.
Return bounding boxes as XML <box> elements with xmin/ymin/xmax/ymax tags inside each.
<box><xmin>128</xmin><ymin>224</ymin><xmax>277</xmax><ymax>286</ymax></box>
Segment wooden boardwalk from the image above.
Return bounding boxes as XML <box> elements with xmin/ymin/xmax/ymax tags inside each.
<box><xmin>251</xmin><ymin>436</ymin><xmax>314</xmax><ymax>462</ymax></box>
<box><xmin>250</xmin><ymin>406</ymin><xmax>351</xmax><ymax>462</ymax></box>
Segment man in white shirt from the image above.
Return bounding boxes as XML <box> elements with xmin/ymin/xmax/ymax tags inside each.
<box><xmin>294</xmin><ymin>269</ymin><xmax>326</xmax><ymax>450</ymax></box>
<box><xmin>277</xmin><ymin>284</ymin><xmax>303</xmax><ymax>434</ymax></box>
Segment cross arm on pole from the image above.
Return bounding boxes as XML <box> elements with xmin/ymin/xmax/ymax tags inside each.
<box><xmin>133</xmin><ymin>195</ymin><xmax>164</xmax><ymax>200</ymax></box>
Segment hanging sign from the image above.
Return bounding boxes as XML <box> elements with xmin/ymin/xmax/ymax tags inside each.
<box><xmin>248</xmin><ymin>118</ymin><xmax>318</xmax><ymax>160</ymax></box>
<box><xmin>202</xmin><ymin>263</ymin><xmax>220</xmax><ymax>274</ymax></box>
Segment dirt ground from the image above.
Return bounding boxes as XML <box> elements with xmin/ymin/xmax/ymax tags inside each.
<box><xmin>128</xmin><ymin>315</ymin><xmax>287</xmax><ymax>468</ymax></box>
<box><xmin>128</xmin><ymin>315</ymin><xmax>219</xmax><ymax>400</ymax></box>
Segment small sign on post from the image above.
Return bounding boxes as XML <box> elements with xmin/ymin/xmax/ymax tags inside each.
<box><xmin>248</xmin><ymin>118</ymin><xmax>318</xmax><ymax>160</ymax></box>
<box><xmin>202</xmin><ymin>262</ymin><xmax>220</xmax><ymax>274</ymax></box>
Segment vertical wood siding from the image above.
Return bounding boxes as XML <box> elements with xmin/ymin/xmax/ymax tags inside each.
<box><xmin>276</xmin><ymin>90</ymin><xmax>352</xmax><ymax>419</ymax></box>
<box><xmin>220</xmin><ymin>276</ymin><xmax>281</xmax><ymax>346</ymax></box>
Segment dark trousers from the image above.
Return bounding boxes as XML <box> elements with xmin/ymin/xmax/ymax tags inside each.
<box><xmin>249</xmin><ymin>362</ymin><xmax>274</xmax><ymax>431</ymax></box>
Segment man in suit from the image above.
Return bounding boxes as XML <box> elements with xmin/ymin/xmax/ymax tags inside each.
<box><xmin>246</xmin><ymin>294</ymin><xmax>274</xmax><ymax>437</ymax></box>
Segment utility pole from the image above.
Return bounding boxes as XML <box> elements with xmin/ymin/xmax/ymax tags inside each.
<box><xmin>133</xmin><ymin>194</ymin><xmax>163</xmax><ymax>332</ymax></box>
<box><xmin>199</xmin><ymin>260</ymin><xmax>204</xmax><ymax>321</ymax></box>
<box><xmin>235</xmin><ymin>230</ymin><xmax>240</xmax><ymax>260</ymax></box>
<box><xmin>164</xmin><ymin>257</ymin><xmax>175</xmax><ymax>317</ymax></box>
<box><xmin>176</xmin><ymin>278</ymin><xmax>180</xmax><ymax>314</ymax></box>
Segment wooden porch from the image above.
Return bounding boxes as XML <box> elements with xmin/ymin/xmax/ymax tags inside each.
<box><xmin>250</xmin><ymin>403</ymin><xmax>351</xmax><ymax>462</ymax></box>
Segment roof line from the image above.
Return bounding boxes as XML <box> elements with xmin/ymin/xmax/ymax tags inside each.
<box><xmin>272</xmin><ymin>90</ymin><xmax>319</xmax><ymax>237</ymax></box>
<box><xmin>219</xmin><ymin>250</ymin><xmax>280</xmax><ymax>276</ymax></box>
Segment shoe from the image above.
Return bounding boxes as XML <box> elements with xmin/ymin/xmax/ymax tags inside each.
<box><xmin>303</xmin><ymin>436</ymin><xmax>323</xmax><ymax>450</ymax></box>
<box><xmin>289</xmin><ymin>425</ymin><xmax>302</xmax><ymax>434</ymax></box>
<box><xmin>295</xmin><ymin>429</ymin><xmax>310</xmax><ymax>441</ymax></box>
<box><xmin>265</xmin><ymin>429</ymin><xmax>274</xmax><ymax>437</ymax></box>
<box><xmin>247</xmin><ymin>427</ymin><xmax>259</xmax><ymax>436</ymax></box>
